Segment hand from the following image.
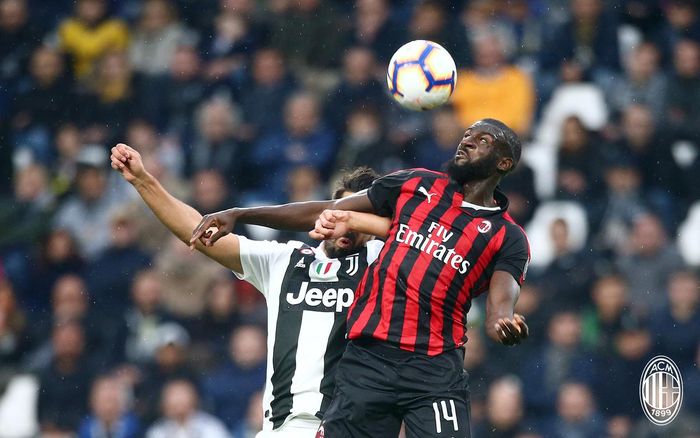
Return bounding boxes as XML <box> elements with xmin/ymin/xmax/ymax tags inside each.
<box><xmin>494</xmin><ymin>314</ymin><xmax>529</xmax><ymax>346</ymax></box>
<box><xmin>110</xmin><ymin>143</ymin><xmax>146</xmax><ymax>183</ymax></box>
<box><xmin>309</xmin><ymin>210</ymin><xmax>350</xmax><ymax>240</ymax></box>
<box><xmin>190</xmin><ymin>209</ymin><xmax>238</xmax><ymax>249</ymax></box>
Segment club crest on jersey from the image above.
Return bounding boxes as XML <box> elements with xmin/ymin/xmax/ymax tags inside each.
<box><xmin>345</xmin><ymin>254</ymin><xmax>360</xmax><ymax>276</ymax></box>
<box><xmin>309</xmin><ymin>259</ymin><xmax>341</xmax><ymax>281</ymax></box>
<box><xmin>477</xmin><ymin>220</ymin><xmax>492</xmax><ymax>234</ymax></box>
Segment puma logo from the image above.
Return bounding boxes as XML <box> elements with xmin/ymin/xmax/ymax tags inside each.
<box><xmin>418</xmin><ymin>186</ymin><xmax>437</xmax><ymax>204</ymax></box>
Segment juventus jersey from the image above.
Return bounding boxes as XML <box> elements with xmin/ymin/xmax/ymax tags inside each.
<box><xmin>234</xmin><ymin>236</ymin><xmax>384</xmax><ymax>431</ymax></box>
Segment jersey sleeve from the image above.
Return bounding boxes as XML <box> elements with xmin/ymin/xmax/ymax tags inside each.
<box><xmin>365</xmin><ymin>240</ymin><xmax>385</xmax><ymax>265</ymax></box>
<box><xmin>233</xmin><ymin>236</ymin><xmax>297</xmax><ymax>298</ymax></box>
<box><xmin>367</xmin><ymin>169</ymin><xmax>417</xmax><ymax>217</ymax></box>
<box><xmin>493</xmin><ymin>225</ymin><xmax>531</xmax><ymax>285</ymax></box>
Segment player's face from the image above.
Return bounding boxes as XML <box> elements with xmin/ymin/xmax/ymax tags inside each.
<box><xmin>447</xmin><ymin>124</ymin><xmax>502</xmax><ymax>184</ymax></box>
<box><xmin>323</xmin><ymin>190</ymin><xmax>373</xmax><ymax>259</ymax></box>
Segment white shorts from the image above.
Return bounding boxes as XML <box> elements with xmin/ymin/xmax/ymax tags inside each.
<box><xmin>255</xmin><ymin>416</ymin><xmax>321</xmax><ymax>438</ymax></box>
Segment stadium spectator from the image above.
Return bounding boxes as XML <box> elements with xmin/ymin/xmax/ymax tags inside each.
<box><xmin>85</xmin><ymin>208</ymin><xmax>152</xmax><ymax>314</ymax></box>
<box><xmin>664</xmin><ymin>38</ymin><xmax>700</xmax><ymax>142</ymax></box>
<box><xmin>610</xmin><ymin>42</ymin><xmax>667</xmax><ymax>119</ymax></box>
<box><xmin>474</xmin><ymin>376</ymin><xmax>537</xmax><ymax>437</ymax></box>
<box><xmin>0</xmin><ymin>278</ymin><xmax>30</xmax><ymax>370</ymax></box>
<box><xmin>232</xmin><ymin>390</ymin><xmax>263</xmax><ymax>438</ymax></box>
<box><xmin>78</xmin><ymin>375</ymin><xmax>141</xmax><ymax>438</ymax></box>
<box><xmin>406</xmin><ymin>0</ymin><xmax>470</xmax><ymax>67</ymax></box>
<box><xmin>118</xmin><ymin>269</ymin><xmax>174</xmax><ymax>366</ymax></box>
<box><xmin>616</xmin><ymin>214</ymin><xmax>686</xmax><ymax>315</ymax></box>
<box><xmin>349</xmin><ymin>0</ymin><xmax>403</xmax><ymax>63</ymax></box>
<box><xmin>683</xmin><ymin>344</ymin><xmax>700</xmax><ymax>418</ymax></box>
<box><xmin>413</xmin><ymin>107</ymin><xmax>465</xmax><ymax>171</ymax></box>
<box><xmin>201</xmin><ymin>325</ymin><xmax>266</xmax><ymax>433</ymax></box>
<box><xmin>147</xmin><ymin>379</ymin><xmax>230</xmax><ymax>438</ymax></box>
<box><xmin>0</xmin><ymin>0</ymin><xmax>41</xmax><ymax>108</ymax></box>
<box><xmin>134</xmin><ymin>322</ymin><xmax>198</xmax><ymax>425</ymax></box>
<box><xmin>580</xmin><ymin>274</ymin><xmax>631</xmax><ymax>355</ymax></box>
<box><xmin>37</xmin><ymin>321</ymin><xmax>94</xmax><ymax>434</ymax></box>
<box><xmin>653</xmin><ymin>0</ymin><xmax>700</xmax><ymax>67</ymax></box>
<box><xmin>57</xmin><ymin>0</ymin><xmax>129</xmax><ymax>79</ymax></box>
<box><xmin>543</xmin><ymin>382</ymin><xmax>606</xmax><ymax>438</ymax></box>
<box><xmin>520</xmin><ymin>311</ymin><xmax>595</xmax><ymax>417</ymax></box>
<box><xmin>190</xmin><ymin>169</ymin><xmax>234</xmax><ymax>216</ymax></box>
<box><xmin>250</xmin><ymin>92</ymin><xmax>336</xmax><ymax>201</ymax></box>
<box><xmin>51</xmin><ymin>123</ymin><xmax>83</xmax><ymax>196</ymax></box>
<box><xmin>238</xmin><ymin>47</ymin><xmax>297</xmax><ymax>142</ymax></box>
<box><xmin>53</xmin><ymin>145</ymin><xmax>129</xmax><ymax>260</ymax></box>
<box><xmin>129</xmin><ymin>0</ymin><xmax>191</xmax><ymax>76</ymax></box>
<box><xmin>649</xmin><ymin>270</ymin><xmax>700</xmax><ymax>369</ymax></box>
<box><xmin>451</xmin><ymin>27</ymin><xmax>535</xmax><ymax>136</ymax></box>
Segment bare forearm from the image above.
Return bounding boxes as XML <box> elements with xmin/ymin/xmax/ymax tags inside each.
<box><xmin>347</xmin><ymin>212</ymin><xmax>391</xmax><ymax>238</ymax></box>
<box><xmin>133</xmin><ymin>173</ymin><xmax>203</xmax><ymax>244</ymax></box>
<box><xmin>235</xmin><ymin>201</ymin><xmax>335</xmax><ymax>231</ymax></box>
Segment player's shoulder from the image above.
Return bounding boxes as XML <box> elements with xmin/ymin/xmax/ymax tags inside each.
<box><xmin>499</xmin><ymin>215</ymin><xmax>530</xmax><ymax>246</ymax></box>
<box><xmin>384</xmin><ymin>168</ymin><xmax>447</xmax><ymax>182</ymax></box>
<box><xmin>238</xmin><ymin>236</ymin><xmax>306</xmax><ymax>254</ymax></box>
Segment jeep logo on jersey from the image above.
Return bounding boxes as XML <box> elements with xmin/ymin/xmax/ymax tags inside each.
<box><xmin>309</xmin><ymin>260</ymin><xmax>341</xmax><ymax>281</ymax></box>
<box><xmin>285</xmin><ymin>281</ymin><xmax>354</xmax><ymax>312</ymax></box>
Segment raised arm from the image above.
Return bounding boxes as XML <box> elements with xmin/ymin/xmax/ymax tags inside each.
<box><xmin>189</xmin><ymin>188</ymin><xmax>377</xmax><ymax>248</ymax></box>
<box><xmin>110</xmin><ymin>143</ymin><xmax>243</xmax><ymax>273</ymax></box>
<box><xmin>485</xmin><ymin>271</ymin><xmax>529</xmax><ymax>346</ymax></box>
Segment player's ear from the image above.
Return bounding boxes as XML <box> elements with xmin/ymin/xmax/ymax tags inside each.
<box><xmin>497</xmin><ymin>157</ymin><xmax>513</xmax><ymax>174</ymax></box>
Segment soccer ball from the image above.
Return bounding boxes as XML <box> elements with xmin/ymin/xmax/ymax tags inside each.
<box><xmin>387</xmin><ymin>40</ymin><xmax>457</xmax><ymax>111</ymax></box>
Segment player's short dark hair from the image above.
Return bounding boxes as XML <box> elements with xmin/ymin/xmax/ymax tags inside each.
<box><xmin>481</xmin><ymin>118</ymin><xmax>522</xmax><ymax>170</ymax></box>
<box><xmin>332</xmin><ymin>166</ymin><xmax>380</xmax><ymax>199</ymax></box>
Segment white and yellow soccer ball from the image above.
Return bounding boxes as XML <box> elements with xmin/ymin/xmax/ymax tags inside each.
<box><xmin>387</xmin><ymin>40</ymin><xmax>457</xmax><ymax>111</ymax></box>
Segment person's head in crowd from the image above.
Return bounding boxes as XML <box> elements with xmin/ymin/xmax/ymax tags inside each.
<box><xmin>126</xmin><ymin>119</ymin><xmax>160</xmax><ymax>154</ymax></box>
<box><xmin>354</xmin><ymin>0</ymin><xmax>390</xmax><ymax>37</ymax></box>
<box><xmin>461</xmin><ymin>0</ymin><xmax>499</xmax><ymax>29</ymax></box>
<box><xmin>0</xmin><ymin>0</ymin><xmax>27</xmax><ymax>33</ymax></box>
<box><xmin>29</xmin><ymin>46</ymin><xmax>65</xmax><ymax>87</ymax></box>
<box><xmin>131</xmin><ymin>269</ymin><xmax>163</xmax><ymax>314</ymax></box>
<box><xmin>471</xmin><ymin>27</ymin><xmax>512</xmax><ymax>70</ymax></box>
<box><xmin>630</xmin><ymin>213</ymin><xmax>668</xmax><ymax>257</ymax></box>
<box><xmin>571</xmin><ymin>0</ymin><xmax>602</xmax><ymax>23</ymax></box>
<box><xmin>89</xmin><ymin>376</ymin><xmax>130</xmax><ymax>427</ymax></box>
<box><xmin>463</xmin><ymin>329</ymin><xmax>487</xmax><ymax>371</ymax></box>
<box><xmin>252</xmin><ymin>47</ymin><xmax>287</xmax><ymax>87</ymax></box>
<box><xmin>667</xmin><ymin>270</ymin><xmax>700</xmax><ymax>318</ymax></box>
<box><xmin>154</xmin><ymin>322</ymin><xmax>189</xmax><ymax>370</ymax></box>
<box><xmin>75</xmin><ymin>0</ymin><xmax>107</xmax><ymax>26</ymax></box>
<box><xmin>286</xmin><ymin>165</ymin><xmax>322</xmax><ymax>202</ymax></box>
<box><xmin>55</xmin><ymin>123</ymin><xmax>82</xmax><ymax>162</ymax></box>
<box><xmin>52</xmin><ymin>274</ymin><xmax>88</xmax><ymax>323</ymax></box>
<box><xmin>345</xmin><ymin>106</ymin><xmax>383</xmax><ymax>147</ymax></box>
<box><xmin>160</xmin><ymin>379</ymin><xmax>199</xmax><ymax>424</ymax></box>
<box><xmin>514</xmin><ymin>283</ymin><xmax>541</xmax><ymax>318</ymax></box>
<box><xmin>229</xmin><ymin>324</ymin><xmax>265</xmax><ymax>369</ymax></box>
<box><xmin>560</xmin><ymin>116</ymin><xmax>589</xmax><ymax>152</ymax></box>
<box><xmin>342</xmin><ymin>46</ymin><xmax>376</xmax><ymax>85</ymax></box>
<box><xmin>603</xmin><ymin>153</ymin><xmax>641</xmax><ymax>195</ymax></box>
<box><xmin>170</xmin><ymin>45</ymin><xmax>201</xmax><ymax>81</ymax></box>
<box><xmin>409</xmin><ymin>0</ymin><xmax>447</xmax><ymax>40</ymax></box>
<box><xmin>197</xmin><ymin>98</ymin><xmax>239</xmax><ymax>143</ymax></box>
<box><xmin>92</xmin><ymin>51</ymin><xmax>132</xmax><ymax>102</ymax></box>
<box><xmin>592</xmin><ymin>274</ymin><xmax>628</xmax><ymax>321</ymax></box>
<box><xmin>622</xmin><ymin>104</ymin><xmax>655</xmax><ymax>149</ymax></box>
<box><xmin>192</xmin><ymin>169</ymin><xmax>228</xmax><ymax>213</ymax></box>
<box><xmin>284</xmin><ymin>92</ymin><xmax>321</xmax><ymax>137</ymax></box>
<box><xmin>548</xmin><ymin>311</ymin><xmax>582</xmax><ymax>349</ymax></box>
<box><xmin>625</xmin><ymin>42</ymin><xmax>661</xmax><ymax>83</ymax></box>
<box><xmin>431</xmin><ymin>107</ymin><xmax>464</xmax><ymax>151</ymax></box>
<box><xmin>556</xmin><ymin>382</ymin><xmax>597</xmax><ymax>423</ymax></box>
<box><xmin>486</xmin><ymin>376</ymin><xmax>525</xmax><ymax>431</ymax></box>
<box><xmin>205</xmin><ymin>275</ymin><xmax>237</xmax><ymax>319</ymax></box>
<box><xmin>14</xmin><ymin>163</ymin><xmax>49</xmax><ymax>203</ymax></box>
<box><xmin>0</xmin><ymin>278</ymin><xmax>25</xmax><ymax>336</ymax></box>
<box><xmin>673</xmin><ymin>39</ymin><xmax>700</xmax><ymax>78</ymax></box>
<box><xmin>137</xmin><ymin>0</ymin><xmax>177</xmax><ymax>33</ymax></box>
<box><xmin>220</xmin><ymin>0</ymin><xmax>255</xmax><ymax>16</ymax></box>
<box><xmin>665</xmin><ymin>0</ymin><xmax>698</xmax><ymax>30</ymax></box>
<box><xmin>42</xmin><ymin>229</ymin><xmax>82</xmax><ymax>266</ymax></box>
<box><xmin>52</xmin><ymin>320</ymin><xmax>86</xmax><ymax>366</ymax></box>
<box><xmin>110</xmin><ymin>208</ymin><xmax>141</xmax><ymax>249</ymax></box>
<box><xmin>213</xmin><ymin>11</ymin><xmax>248</xmax><ymax>46</ymax></box>
<box><xmin>550</xmin><ymin>218</ymin><xmax>572</xmax><ymax>257</ymax></box>
<box><xmin>74</xmin><ymin>145</ymin><xmax>108</xmax><ymax>202</ymax></box>
<box><xmin>614</xmin><ymin>316</ymin><xmax>651</xmax><ymax>361</ymax></box>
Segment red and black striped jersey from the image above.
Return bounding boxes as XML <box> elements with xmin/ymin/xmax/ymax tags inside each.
<box><xmin>347</xmin><ymin>169</ymin><xmax>530</xmax><ymax>356</ymax></box>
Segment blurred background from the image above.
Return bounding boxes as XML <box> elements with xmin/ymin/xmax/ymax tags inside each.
<box><xmin>0</xmin><ymin>0</ymin><xmax>699</xmax><ymax>437</ymax></box>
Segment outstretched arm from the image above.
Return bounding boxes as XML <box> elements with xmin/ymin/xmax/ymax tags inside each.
<box><xmin>188</xmin><ymin>189</ymin><xmax>377</xmax><ymax>248</ymax></box>
<box><xmin>110</xmin><ymin>143</ymin><xmax>243</xmax><ymax>273</ymax></box>
<box><xmin>309</xmin><ymin>210</ymin><xmax>391</xmax><ymax>240</ymax></box>
<box><xmin>485</xmin><ymin>271</ymin><xmax>529</xmax><ymax>346</ymax></box>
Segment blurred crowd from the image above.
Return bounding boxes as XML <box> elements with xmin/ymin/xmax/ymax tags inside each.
<box><xmin>0</xmin><ymin>0</ymin><xmax>699</xmax><ymax>437</ymax></box>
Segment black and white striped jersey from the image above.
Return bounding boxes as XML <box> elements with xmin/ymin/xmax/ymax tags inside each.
<box><xmin>234</xmin><ymin>236</ymin><xmax>384</xmax><ymax>431</ymax></box>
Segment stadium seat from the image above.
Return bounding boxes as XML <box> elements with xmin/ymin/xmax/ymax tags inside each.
<box><xmin>524</xmin><ymin>201</ymin><xmax>589</xmax><ymax>269</ymax></box>
<box><xmin>678</xmin><ymin>201</ymin><xmax>700</xmax><ymax>266</ymax></box>
<box><xmin>0</xmin><ymin>374</ymin><xmax>39</xmax><ymax>437</ymax></box>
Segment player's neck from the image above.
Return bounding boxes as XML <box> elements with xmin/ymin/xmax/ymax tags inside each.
<box><xmin>460</xmin><ymin>178</ymin><xmax>499</xmax><ymax>208</ymax></box>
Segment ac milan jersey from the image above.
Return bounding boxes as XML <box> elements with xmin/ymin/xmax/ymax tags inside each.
<box><xmin>347</xmin><ymin>169</ymin><xmax>530</xmax><ymax>356</ymax></box>
<box><xmin>234</xmin><ymin>237</ymin><xmax>384</xmax><ymax>430</ymax></box>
